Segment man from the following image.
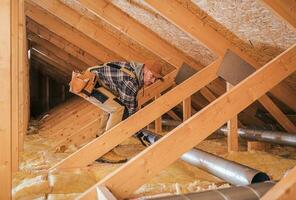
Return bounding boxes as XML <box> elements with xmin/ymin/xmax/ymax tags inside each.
<box><xmin>70</xmin><ymin>60</ymin><xmax>163</xmax><ymax>131</ymax></box>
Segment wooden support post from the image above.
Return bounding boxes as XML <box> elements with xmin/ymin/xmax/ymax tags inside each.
<box><xmin>227</xmin><ymin>83</ymin><xmax>238</xmax><ymax>152</ymax></box>
<box><xmin>18</xmin><ymin>0</ymin><xmax>29</xmax><ymax>152</ymax></box>
<box><xmin>154</xmin><ymin>94</ymin><xmax>162</xmax><ymax>133</ymax></box>
<box><xmin>0</xmin><ymin>0</ymin><xmax>23</xmax><ymax>197</ymax></box>
<box><xmin>183</xmin><ymin>97</ymin><xmax>191</xmax><ymax>120</ymax></box>
<box><xmin>78</xmin><ymin>44</ymin><xmax>296</xmax><ymax>199</ymax></box>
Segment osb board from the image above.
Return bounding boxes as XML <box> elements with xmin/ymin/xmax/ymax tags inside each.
<box><xmin>110</xmin><ymin>0</ymin><xmax>217</xmax><ymax>66</ymax></box>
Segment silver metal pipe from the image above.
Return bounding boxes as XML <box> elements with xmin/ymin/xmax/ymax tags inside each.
<box><xmin>162</xmin><ymin>120</ymin><xmax>296</xmax><ymax>147</ymax></box>
<box><xmin>146</xmin><ymin>181</ymin><xmax>275</xmax><ymax>200</ymax></box>
<box><xmin>219</xmin><ymin>127</ymin><xmax>296</xmax><ymax>147</ymax></box>
<box><xmin>140</xmin><ymin>130</ymin><xmax>270</xmax><ymax>186</ymax></box>
<box><xmin>181</xmin><ymin>149</ymin><xmax>270</xmax><ymax>185</ymax></box>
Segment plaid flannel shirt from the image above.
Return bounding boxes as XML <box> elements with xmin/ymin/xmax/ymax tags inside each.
<box><xmin>91</xmin><ymin>61</ymin><xmax>144</xmax><ymax>116</ymax></box>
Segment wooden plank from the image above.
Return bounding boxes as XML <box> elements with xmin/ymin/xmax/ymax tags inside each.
<box><xmin>183</xmin><ymin>97</ymin><xmax>191</xmax><ymax>120</ymax></box>
<box><xmin>261</xmin><ymin>0</ymin><xmax>296</xmax><ymax>30</ymax></box>
<box><xmin>24</xmin><ymin>7</ymin><xmax>119</xmax><ymax>63</ymax></box>
<box><xmin>200</xmin><ymin>87</ymin><xmax>217</xmax><ymax>103</ymax></box>
<box><xmin>31</xmin><ymin>48</ymin><xmax>72</xmax><ymax>75</ymax></box>
<box><xmin>145</xmin><ymin>0</ymin><xmax>296</xmax><ymax>112</ymax></box>
<box><xmin>11</xmin><ymin>0</ymin><xmax>20</xmax><ymax>172</ymax></box>
<box><xmin>32</xmin><ymin>44</ymin><xmax>77</xmax><ymax>72</ymax></box>
<box><xmin>18</xmin><ymin>0</ymin><xmax>28</xmax><ymax>152</ymax></box>
<box><xmin>154</xmin><ymin>94</ymin><xmax>162</xmax><ymax>133</ymax></box>
<box><xmin>26</xmin><ymin>19</ymin><xmax>100</xmax><ymax>66</ymax></box>
<box><xmin>227</xmin><ymin>83</ymin><xmax>238</xmax><ymax>152</ymax></box>
<box><xmin>27</xmin><ymin>0</ymin><xmax>147</xmax><ymax>62</ymax></box>
<box><xmin>50</xmin><ymin>58</ymin><xmax>222</xmax><ymax>171</ymax></box>
<box><xmin>28</xmin><ymin>33</ymin><xmax>89</xmax><ymax>70</ymax></box>
<box><xmin>54</xmin><ymin>118</ymin><xmax>102</xmax><ymax>150</ymax></box>
<box><xmin>167</xmin><ymin>110</ymin><xmax>182</xmax><ymax>121</ymax></box>
<box><xmin>0</xmin><ymin>0</ymin><xmax>13</xmax><ymax>198</ymax></box>
<box><xmin>78</xmin><ymin>0</ymin><xmax>203</xmax><ymax>70</ymax></box>
<box><xmin>259</xmin><ymin>94</ymin><xmax>296</xmax><ymax>133</ymax></box>
<box><xmin>96</xmin><ymin>186</ymin><xmax>117</xmax><ymax>200</ymax></box>
<box><xmin>82</xmin><ymin>43</ymin><xmax>296</xmax><ymax>200</ymax></box>
<box><xmin>261</xmin><ymin>166</ymin><xmax>296</xmax><ymax>200</ymax></box>
<box><xmin>40</xmin><ymin>103</ymin><xmax>92</xmax><ymax>136</ymax></box>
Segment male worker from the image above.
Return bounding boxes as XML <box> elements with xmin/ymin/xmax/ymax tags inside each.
<box><xmin>70</xmin><ymin>60</ymin><xmax>163</xmax><ymax>132</ymax></box>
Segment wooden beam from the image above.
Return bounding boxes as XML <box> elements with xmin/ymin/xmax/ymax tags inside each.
<box><xmin>261</xmin><ymin>0</ymin><xmax>296</xmax><ymax>30</ymax></box>
<box><xmin>31</xmin><ymin>48</ymin><xmax>72</xmax><ymax>75</ymax></box>
<box><xmin>26</xmin><ymin>19</ymin><xmax>100</xmax><ymax>66</ymax></box>
<box><xmin>0</xmin><ymin>0</ymin><xmax>20</xmax><ymax>198</ymax></box>
<box><xmin>50</xmin><ymin>58</ymin><xmax>222</xmax><ymax>171</ymax></box>
<box><xmin>183</xmin><ymin>97</ymin><xmax>191</xmax><ymax>120</ymax></box>
<box><xmin>83</xmin><ymin>43</ymin><xmax>296</xmax><ymax>200</ymax></box>
<box><xmin>145</xmin><ymin>0</ymin><xmax>296</xmax><ymax>112</ymax></box>
<box><xmin>24</xmin><ymin>4</ymin><xmax>120</xmax><ymax>63</ymax></box>
<box><xmin>32</xmin><ymin>44</ymin><xmax>77</xmax><ymax>72</ymax></box>
<box><xmin>200</xmin><ymin>87</ymin><xmax>217</xmax><ymax>102</ymax></box>
<box><xmin>261</xmin><ymin>166</ymin><xmax>296</xmax><ymax>200</ymax></box>
<box><xmin>259</xmin><ymin>95</ymin><xmax>296</xmax><ymax>133</ymax></box>
<box><xmin>27</xmin><ymin>0</ymin><xmax>147</xmax><ymax>62</ymax></box>
<box><xmin>167</xmin><ymin>110</ymin><xmax>182</xmax><ymax>121</ymax></box>
<box><xmin>11</xmin><ymin>0</ymin><xmax>20</xmax><ymax>172</ymax></box>
<box><xmin>28</xmin><ymin>32</ymin><xmax>89</xmax><ymax>70</ymax></box>
<box><xmin>18</xmin><ymin>0</ymin><xmax>29</xmax><ymax>152</ymax></box>
<box><xmin>154</xmin><ymin>94</ymin><xmax>162</xmax><ymax>133</ymax></box>
<box><xmin>227</xmin><ymin>83</ymin><xmax>238</xmax><ymax>152</ymax></box>
<box><xmin>78</xmin><ymin>0</ymin><xmax>203</xmax><ymax>70</ymax></box>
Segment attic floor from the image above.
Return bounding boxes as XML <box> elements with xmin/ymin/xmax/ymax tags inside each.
<box><xmin>12</xmin><ymin>128</ymin><xmax>296</xmax><ymax>200</ymax></box>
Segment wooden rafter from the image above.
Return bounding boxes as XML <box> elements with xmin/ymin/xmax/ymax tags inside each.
<box><xmin>26</xmin><ymin>19</ymin><xmax>100</xmax><ymax>66</ymax></box>
<box><xmin>145</xmin><ymin>0</ymin><xmax>296</xmax><ymax>132</ymax></box>
<box><xmin>80</xmin><ymin>43</ymin><xmax>296</xmax><ymax>200</ymax></box>
<box><xmin>50</xmin><ymin>58</ymin><xmax>222</xmax><ymax>171</ymax></box>
<box><xmin>261</xmin><ymin>0</ymin><xmax>296</xmax><ymax>30</ymax></box>
<box><xmin>31</xmin><ymin>48</ymin><xmax>72</xmax><ymax>75</ymax></box>
<box><xmin>27</xmin><ymin>0</ymin><xmax>147</xmax><ymax>62</ymax></box>
<box><xmin>78</xmin><ymin>0</ymin><xmax>203</xmax><ymax>70</ymax></box>
<box><xmin>25</xmin><ymin>4</ymin><xmax>121</xmax><ymax>62</ymax></box>
<box><xmin>28</xmin><ymin>32</ymin><xmax>89</xmax><ymax>70</ymax></box>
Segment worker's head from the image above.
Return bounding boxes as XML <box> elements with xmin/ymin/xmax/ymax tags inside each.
<box><xmin>143</xmin><ymin>60</ymin><xmax>163</xmax><ymax>86</ymax></box>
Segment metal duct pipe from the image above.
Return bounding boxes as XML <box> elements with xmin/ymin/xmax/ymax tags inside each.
<box><xmin>181</xmin><ymin>149</ymin><xmax>270</xmax><ymax>185</ymax></box>
<box><xmin>147</xmin><ymin>181</ymin><xmax>275</xmax><ymax>200</ymax></box>
<box><xmin>162</xmin><ymin>120</ymin><xmax>296</xmax><ymax>147</ymax></box>
<box><xmin>140</xmin><ymin>130</ymin><xmax>270</xmax><ymax>186</ymax></box>
<box><xmin>219</xmin><ymin>127</ymin><xmax>296</xmax><ymax>147</ymax></box>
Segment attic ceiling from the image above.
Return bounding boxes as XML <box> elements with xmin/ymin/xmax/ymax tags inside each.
<box><xmin>25</xmin><ymin>0</ymin><xmax>296</xmax><ymax>124</ymax></box>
